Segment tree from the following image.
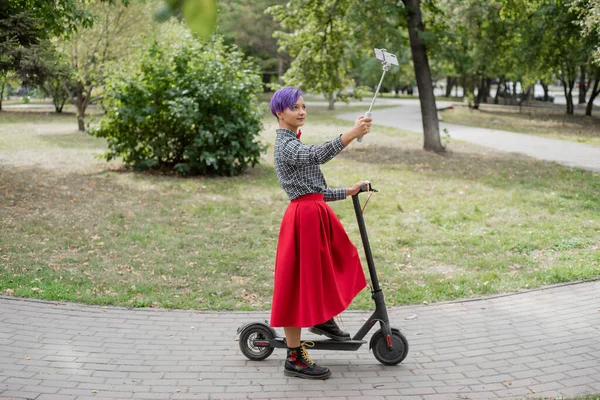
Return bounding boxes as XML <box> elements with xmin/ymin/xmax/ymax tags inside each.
<box><xmin>401</xmin><ymin>0</ymin><xmax>443</xmax><ymax>152</ymax></box>
<box><xmin>217</xmin><ymin>0</ymin><xmax>289</xmax><ymax>88</ymax></box>
<box><xmin>12</xmin><ymin>40</ymin><xmax>74</xmax><ymax>113</ymax></box>
<box><xmin>269</xmin><ymin>0</ymin><xmax>444</xmax><ymax>152</ymax></box>
<box><xmin>0</xmin><ymin>8</ymin><xmax>44</xmax><ymax>110</ymax></box>
<box><xmin>56</xmin><ymin>0</ymin><xmax>159</xmax><ymax>130</ymax></box>
<box><xmin>0</xmin><ymin>71</ymin><xmax>18</xmax><ymax>110</ymax></box>
<box><xmin>496</xmin><ymin>0</ymin><xmax>588</xmax><ymax>114</ymax></box>
<box><xmin>268</xmin><ymin>0</ymin><xmax>355</xmax><ymax>110</ymax></box>
<box><xmin>571</xmin><ymin>0</ymin><xmax>600</xmax><ymax>115</ymax></box>
<box><xmin>1</xmin><ymin>0</ymin><xmax>128</xmax><ymax>39</ymax></box>
<box><xmin>0</xmin><ymin>0</ymin><xmax>128</xmax><ymax>111</ymax></box>
<box><xmin>585</xmin><ymin>64</ymin><xmax>600</xmax><ymax>116</ymax></box>
<box><xmin>572</xmin><ymin>0</ymin><xmax>600</xmax><ymax>64</ymax></box>
<box><xmin>90</xmin><ymin>36</ymin><xmax>264</xmax><ymax>176</ymax></box>
<box><xmin>535</xmin><ymin>1</ymin><xmax>587</xmax><ymax>114</ymax></box>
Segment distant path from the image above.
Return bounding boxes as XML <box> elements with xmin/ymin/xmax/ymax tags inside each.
<box><xmin>335</xmin><ymin>99</ymin><xmax>600</xmax><ymax>173</ymax></box>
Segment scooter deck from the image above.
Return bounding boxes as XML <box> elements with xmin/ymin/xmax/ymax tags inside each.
<box><xmin>268</xmin><ymin>337</ymin><xmax>366</xmax><ymax>351</ymax></box>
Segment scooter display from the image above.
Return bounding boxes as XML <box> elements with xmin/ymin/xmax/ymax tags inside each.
<box><xmin>237</xmin><ymin>183</ymin><xmax>409</xmax><ymax>366</ymax></box>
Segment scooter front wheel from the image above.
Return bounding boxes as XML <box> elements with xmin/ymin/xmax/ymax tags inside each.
<box><xmin>238</xmin><ymin>322</ymin><xmax>276</xmax><ymax>361</ymax></box>
<box><xmin>370</xmin><ymin>328</ymin><xmax>409</xmax><ymax>366</ymax></box>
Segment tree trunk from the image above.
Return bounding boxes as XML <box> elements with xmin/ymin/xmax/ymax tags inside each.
<box><xmin>586</xmin><ymin>80</ymin><xmax>599</xmax><ymax>116</ymax></box>
<box><xmin>57</xmin><ymin>95</ymin><xmax>66</xmax><ymax>113</ymax></box>
<box><xmin>327</xmin><ymin>93</ymin><xmax>335</xmax><ymax>110</ymax></box>
<box><xmin>586</xmin><ymin>69</ymin><xmax>600</xmax><ymax>116</ymax></box>
<box><xmin>277</xmin><ymin>56</ymin><xmax>285</xmax><ymax>86</ymax></box>
<box><xmin>0</xmin><ymin>80</ymin><xmax>4</xmax><ymax>111</ymax></box>
<box><xmin>51</xmin><ymin>83</ymin><xmax>67</xmax><ymax>113</ymax></box>
<box><xmin>494</xmin><ymin>78</ymin><xmax>503</xmax><ymax>104</ymax></box>
<box><xmin>518</xmin><ymin>86</ymin><xmax>532</xmax><ymax>109</ymax></box>
<box><xmin>484</xmin><ymin>78</ymin><xmax>492</xmax><ymax>103</ymax></box>
<box><xmin>578</xmin><ymin>65</ymin><xmax>587</xmax><ymax>104</ymax></box>
<box><xmin>445</xmin><ymin>76</ymin><xmax>455</xmax><ymax>97</ymax></box>
<box><xmin>561</xmin><ymin>79</ymin><xmax>575</xmax><ymax>115</ymax></box>
<box><xmin>474</xmin><ymin>76</ymin><xmax>486</xmax><ymax>110</ymax></box>
<box><xmin>541</xmin><ymin>81</ymin><xmax>549</xmax><ymax>101</ymax></box>
<box><xmin>402</xmin><ymin>0</ymin><xmax>443</xmax><ymax>152</ymax></box>
<box><xmin>72</xmin><ymin>81</ymin><xmax>91</xmax><ymax>131</ymax></box>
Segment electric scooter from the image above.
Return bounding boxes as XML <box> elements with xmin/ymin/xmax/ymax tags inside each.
<box><xmin>237</xmin><ymin>183</ymin><xmax>409</xmax><ymax>366</ymax></box>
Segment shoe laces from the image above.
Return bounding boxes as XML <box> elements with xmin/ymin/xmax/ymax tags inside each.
<box><xmin>300</xmin><ymin>341</ymin><xmax>315</xmax><ymax>366</ymax></box>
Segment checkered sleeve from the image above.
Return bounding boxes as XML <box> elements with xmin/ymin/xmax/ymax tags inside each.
<box><xmin>279</xmin><ymin>135</ymin><xmax>345</xmax><ymax>165</ymax></box>
<box><xmin>323</xmin><ymin>187</ymin><xmax>347</xmax><ymax>202</ymax></box>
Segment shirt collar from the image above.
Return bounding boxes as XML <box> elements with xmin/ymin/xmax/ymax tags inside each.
<box><xmin>276</xmin><ymin>128</ymin><xmax>297</xmax><ymax>136</ymax></box>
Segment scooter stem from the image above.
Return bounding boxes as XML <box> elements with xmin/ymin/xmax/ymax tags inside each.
<box><xmin>351</xmin><ymin>193</ymin><xmax>381</xmax><ymax>292</ymax></box>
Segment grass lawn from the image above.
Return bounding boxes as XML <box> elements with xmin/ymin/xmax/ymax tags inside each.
<box><xmin>441</xmin><ymin>105</ymin><xmax>600</xmax><ymax>146</ymax></box>
<box><xmin>546</xmin><ymin>396</ymin><xmax>600</xmax><ymax>400</ymax></box>
<box><xmin>0</xmin><ymin>105</ymin><xmax>599</xmax><ymax>310</ymax></box>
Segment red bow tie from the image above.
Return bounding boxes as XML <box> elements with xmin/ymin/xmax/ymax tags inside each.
<box><xmin>297</xmin><ymin>129</ymin><xmax>302</xmax><ymax>140</ymax></box>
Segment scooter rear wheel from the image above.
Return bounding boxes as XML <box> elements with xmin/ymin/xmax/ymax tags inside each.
<box><xmin>370</xmin><ymin>328</ymin><xmax>409</xmax><ymax>366</ymax></box>
<box><xmin>238</xmin><ymin>323</ymin><xmax>275</xmax><ymax>361</ymax></box>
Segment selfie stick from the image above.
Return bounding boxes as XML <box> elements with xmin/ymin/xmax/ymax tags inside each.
<box><xmin>358</xmin><ymin>49</ymin><xmax>398</xmax><ymax>143</ymax></box>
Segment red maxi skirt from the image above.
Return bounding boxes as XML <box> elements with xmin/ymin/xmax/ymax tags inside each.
<box><xmin>270</xmin><ymin>193</ymin><xmax>367</xmax><ymax>327</ymax></box>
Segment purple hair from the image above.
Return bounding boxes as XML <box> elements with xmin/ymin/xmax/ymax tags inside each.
<box><xmin>270</xmin><ymin>86</ymin><xmax>303</xmax><ymax>118</ymax></box>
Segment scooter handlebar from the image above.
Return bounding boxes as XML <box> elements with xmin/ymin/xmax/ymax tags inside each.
<box><xmin>358</xmin><ymin>181</ymin><xmax>377</xmax><ymax>194</ymax></box>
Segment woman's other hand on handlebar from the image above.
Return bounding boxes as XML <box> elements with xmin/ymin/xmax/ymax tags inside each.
<box><xmin>346</xmin><ymin>180</ymin><xmax>370</xmax><ymax>196</ymax></box>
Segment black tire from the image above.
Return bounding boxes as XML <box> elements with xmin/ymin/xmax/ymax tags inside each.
<box><xmin>238</xmin><ymin>323</ymin><xmax>275</xmax><ymax>361</ymax></box>
<box><xmin>370</xmin><ymin>328</ymin><xmax>409</xmax><ymax>366</ymax></box>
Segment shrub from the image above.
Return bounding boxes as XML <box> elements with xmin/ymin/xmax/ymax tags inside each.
<box><xmin>90</xmin><ymin>35</ymin><xmax>265</xmax><ymax>176</ymax></box>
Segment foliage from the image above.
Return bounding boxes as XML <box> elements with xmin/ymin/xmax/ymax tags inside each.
<box><xmin>217</xmin><ymin>0</ymin><xmax>289</xmax><ymax>85</ymax></box>
<box><xmin>571</xmin><ymin>0</ymin><xmax>600</xmax><ymax>64</ymax></box>
<box><xmin>154</xmin><ymin>0</ymin><xmax>217</xmax><ymax>38</ymax></box>
<box><xmin>353</xmin><ymin>49</ymin><xmax>415</xmax><ymax>95</ymax></box>
<box><xmin>90</xmin><ymin>36</ymin><xmax>265</xmax><ymax>176</ymax></box>
<box><xmin>507</xmin><ymin>0</ymin><xmax>589</xmax><ymax>114</ymax></box>
<box><xmin>1</xmin><ymin>0</ymin><xmax>130</xmax><ymax>40</ymax></box>
<box><xmin>0</xmin><ymin>0</ymin><xmax>130</xmax><ymax>78</ymax></box>
<box><xmin>16</xmin><ymin>41</ymin><xmax>73</xmax><ymax>112</ymax></box>
<box><xmin>267</xmin><ymin>0</ymin><xmax>433</xmax><ymax>106</ymax></box>
<box><xmin>55</xmin><ymin>0</ymin><xmax>163</xmax><ymax>130</ymax></box>
<box><xmin>268</xmin><ymin>0</ymin><xmax>355</xmax><ymax>105</ymax></box>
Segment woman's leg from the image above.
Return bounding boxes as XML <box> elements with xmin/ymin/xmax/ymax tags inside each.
<box><xmin>284</xmin><ymin>327</ymin><xmax>301</xmax><ymax>347</ymax></box>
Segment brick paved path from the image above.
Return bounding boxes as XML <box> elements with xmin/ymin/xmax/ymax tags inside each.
<box><xmin>1</xmin><ymin>280</ymin><xmax>599</xmax><ymax>400</ymax></box>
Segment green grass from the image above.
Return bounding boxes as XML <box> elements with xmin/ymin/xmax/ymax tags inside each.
<box><xmin>539</xmin><ymin>396</ymin><xmax>600</xmax><ymax>400</ymax></box>
<box><xmin>0</xmin><ymin>109</ymin><xmax>76</xmax><ymax>124</ymax></box>
<box><xmin>441</xmin><ymin>106</ymin><xmax>600</xmax><ymax>146</ymax></box>
<box><xmin>0</xmin><ymin>106</ymin><xmax>599</xmax><ymax>310</ymax></box>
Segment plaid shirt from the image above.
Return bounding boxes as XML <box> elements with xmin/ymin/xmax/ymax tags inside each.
<box><xmin>274</xmin><ymin>128</ymin><xmax>347</xmax><ymax>202</ymax></box>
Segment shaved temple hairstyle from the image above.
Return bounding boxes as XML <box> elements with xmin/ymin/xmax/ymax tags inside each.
<box><xmin>270</xmin><ymin>86</ymin><xmax>304</xmax><ymax>119</ymax></box>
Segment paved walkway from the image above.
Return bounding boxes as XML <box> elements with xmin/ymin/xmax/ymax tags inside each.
<box><xmin>337</xmin><ymin>100</ymin><xmax>600</xmax><ymax>173</ymax></box>
<box><xmin>1</xmin><ymin>280</ymin><xmax>599</xmax><ymax>400</ymax></box>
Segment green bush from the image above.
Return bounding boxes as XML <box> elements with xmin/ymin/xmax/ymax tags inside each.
<box><xmin>90</xmin><ymin>35</ymin><xmax>265</xmax><ymax>176</ymax></box>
